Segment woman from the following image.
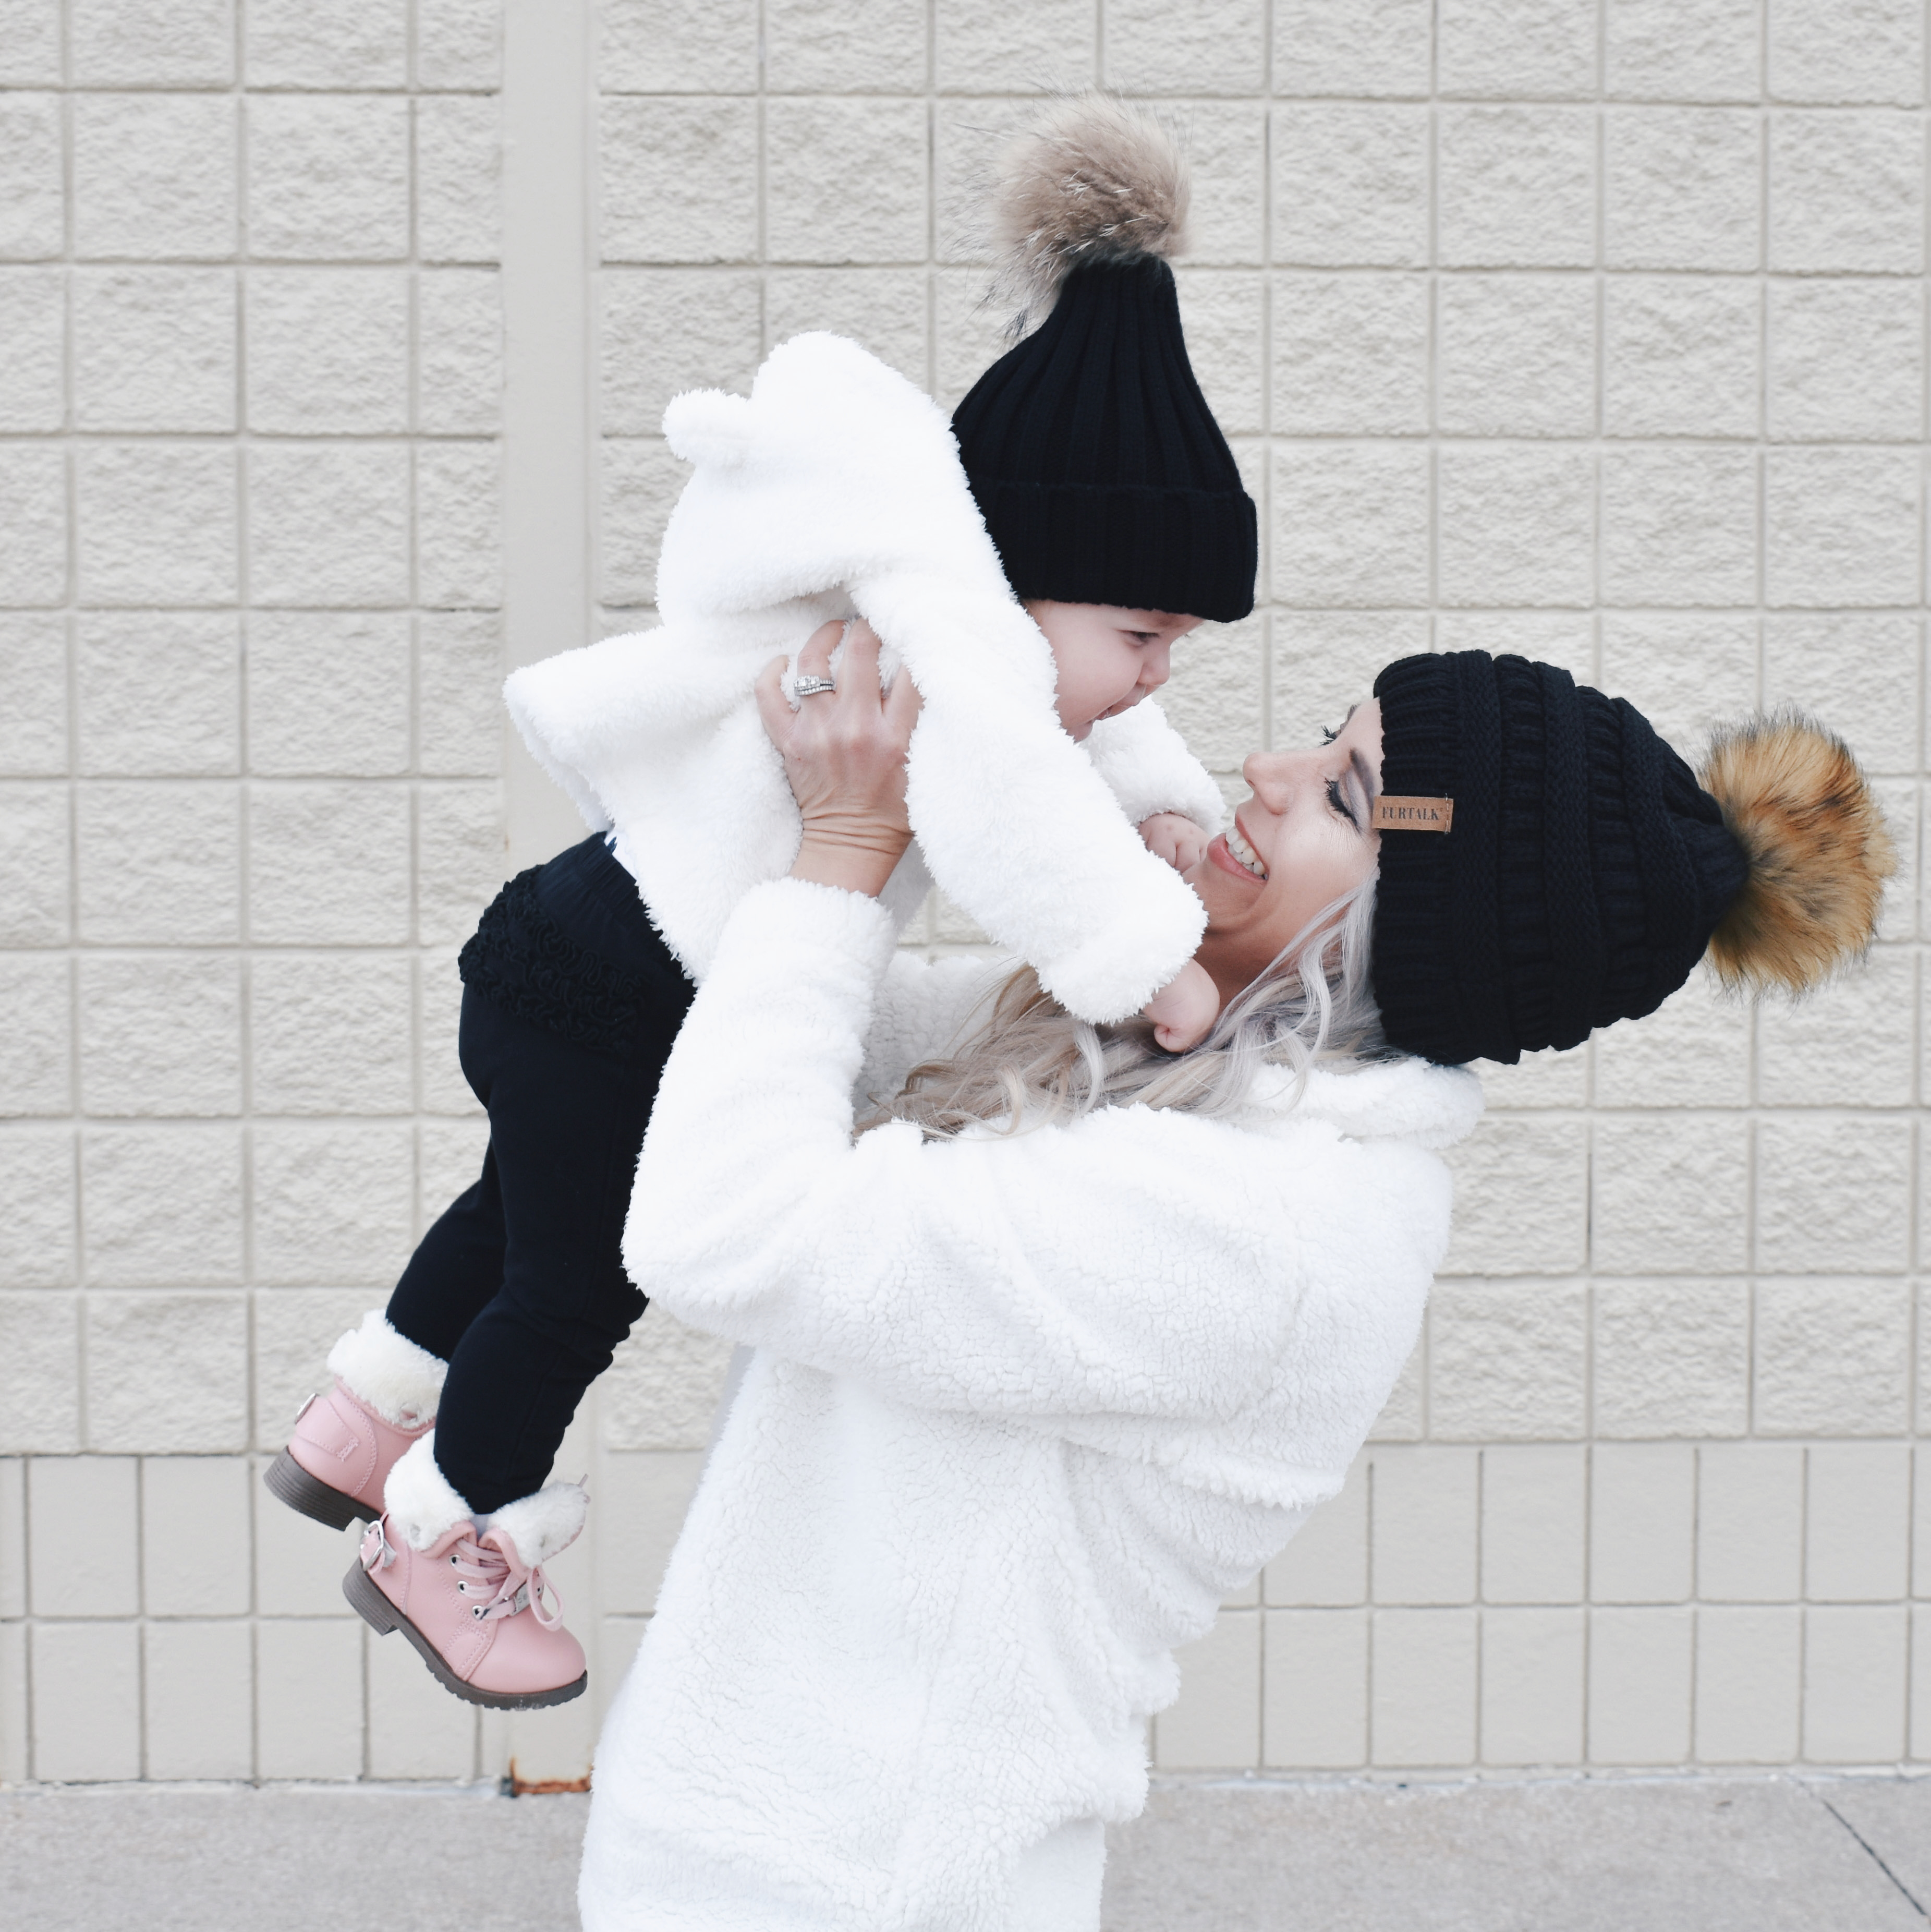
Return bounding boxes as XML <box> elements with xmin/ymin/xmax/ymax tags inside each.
<box><xmin>579</xmin><ymin>636</ymin><xmax>1890</xmax><ymax>1931</ymax></box>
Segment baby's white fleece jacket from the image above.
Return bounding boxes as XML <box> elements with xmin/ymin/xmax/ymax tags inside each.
<box><xmin>505</xmin><ymin>330</ymin><xmax>1225</xmax><ymax>1023</ymax></box>
<box><xmin>579</xmin><ymin>879</ymin><xmax>1484</xmax><ymax>1932</ymax></box>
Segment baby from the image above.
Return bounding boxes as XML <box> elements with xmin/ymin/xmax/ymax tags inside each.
<box><xmin>264</xmin><ymin>94</ymin><xmax>1250</xmax><ymax>1719</ymax></box>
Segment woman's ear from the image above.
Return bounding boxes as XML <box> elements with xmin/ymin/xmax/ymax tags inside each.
<box><xmin>662</xmin><ymin>389</ymin><xmax>755</xmax><ymax>470</ymax></box>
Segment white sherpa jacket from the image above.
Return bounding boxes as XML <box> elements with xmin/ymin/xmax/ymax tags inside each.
<box><xmin>579</xmin><ymin>881</ymin><xmax>1483</xmax><ymax>1932</ymax></box>
<box><xmin>504</xmin><ymin>332</ymin><xmax>1224</xmax><ymax>1023</ymax></box>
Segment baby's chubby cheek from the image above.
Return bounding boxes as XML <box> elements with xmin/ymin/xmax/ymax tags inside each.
<box><xmin>1053</xmin><ymin>671</ymin><xmax>1110</xmax><ymax>738</ymax></box>
<box><xmin>1047</xmin><ymin>643</ymin><xmax>1133</xmax><ymax>737</ymax></box>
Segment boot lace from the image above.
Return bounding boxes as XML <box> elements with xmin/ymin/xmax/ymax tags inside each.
<box><xmin>360</xmin><ymin>1519</ymin><xmax>563</xmax><ymax>1628</ymax></box>
<box><xmin>451</xmin><ymin>1535</ymin><xmax>563</xmax><ymax>1628</ymax></box>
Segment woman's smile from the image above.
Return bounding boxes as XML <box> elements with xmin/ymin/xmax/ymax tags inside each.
<box><xmin>1185</xmin><ymin>701</ymin><xmax>1386</xmax><ymax>1007</ymax></box>
<box><xmin>1220</xmin><ymin>817</ymin><xmax>1269</xmax><ymax>880</ymax></box>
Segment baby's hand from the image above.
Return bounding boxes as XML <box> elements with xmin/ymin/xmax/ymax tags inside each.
<box><xmin>1143</xmin><ymin>959</ymin><xmax>1221</xmax><ymax>1054</ymax></box>
<box><xmin>1139</xmin><ymin>812</ymin><xmax>1210</xmax><ymax>873</ymax></box>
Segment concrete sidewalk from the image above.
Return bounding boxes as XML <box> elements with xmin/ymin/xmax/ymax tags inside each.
<box><xmin>1109</xmin><ymin>1777</ymin><xmax>1931</xmax><ymax>1929</ymax></box>
<box><xmin>1</xmin><ymin>1775</ymin><xmax>1926</xmax><ymax>1930</ymax></box>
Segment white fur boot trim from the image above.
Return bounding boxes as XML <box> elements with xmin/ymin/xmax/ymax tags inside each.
<box><xmin>383</xmin><ymin>1431</ymin><xmax>473</xmax><ymax>1551</ymax></box>
<box><xmin>479</xmin><ymin>1481</ymin><xmax>589</xmax><ymax>1569</ymax></box>
<box><xmin>327</xmin><ymin>1310</ymin><xmax>446</xmax><ymax>1429</ymax></box>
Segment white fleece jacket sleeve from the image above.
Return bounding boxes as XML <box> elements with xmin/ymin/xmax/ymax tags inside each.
<box><xmin>1082</xmin><ymin>698</ymin><xmax>1226</xmax><ymax>836</ymax></box>
<box><xmin>625</xmin><ymin>879</ymin><xmax>1443</xmax><ymax>1423</ymax></box>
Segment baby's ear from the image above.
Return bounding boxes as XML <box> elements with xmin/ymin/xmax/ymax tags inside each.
<box><xmin>663</xmin><ymin>389</ymin><xmax>755</xmax><ymax>469</ymax></box>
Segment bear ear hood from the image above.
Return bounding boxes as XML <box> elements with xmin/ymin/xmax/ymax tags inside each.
<box><xmin>651</xmin><ymin>333</ymin><xmax>1018</xmax><ymax>631</ymax></box>
<box><xmin>504</xmin><ymin>332</ymin><xmax>1219</xmax><ymax>1023</ymax></box>
<box><xmin>662</xmin><ymin>389</ymin><xmax>754</xmax><ymax>469</ymax></box>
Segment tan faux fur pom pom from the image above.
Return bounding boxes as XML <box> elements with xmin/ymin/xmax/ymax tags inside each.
<box><xmin>1700</xmin><ymin>714</ymin><xmax>1895</xmax><ymax>995</ymax></box>
<box><xmin>992</xmin><ymin>94</ymin><xmax>1189</xmax><ymax>332</ymax></box>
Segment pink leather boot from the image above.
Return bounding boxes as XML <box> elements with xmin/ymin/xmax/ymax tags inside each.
<box><xmin>343</xmin><ymin>1433</ymin><xmax>589</xmax><ymax>1710</ymax></box>
<box><xmin>263</xmin><ymin>1311</ymin><xmax>445</xmax><ymax>1531</ymax></box>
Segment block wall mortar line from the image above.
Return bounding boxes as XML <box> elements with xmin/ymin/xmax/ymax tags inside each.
<box><xmin>133</xmin><ymin>1456</ymin><xmax>147</xmax><ymax>1777</ymax></box>
<box><xmin>20</xmin><ymin>1467</ymin><xmax>34</xmax><ymax>1781</ymax></box>
<box><xmin>58</xmin><ymin>0</ymin><xmax>78</xmax><ymax>1341</ymax></box>
<box><xmin>235</xmin><ymin>0</ymin><xmax>256</xmax><ymax>1390</ymax></box>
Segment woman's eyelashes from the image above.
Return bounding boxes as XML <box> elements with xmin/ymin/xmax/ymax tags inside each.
<box><xmin>1319</xmin><ymin>724</ymin><xmax>1339</xmax><ymax>745</ymax></box>
<box><xmin>1326</xmin><ymin>774</ymin><xmax>1361</xmax><ymax>830</ymax></box>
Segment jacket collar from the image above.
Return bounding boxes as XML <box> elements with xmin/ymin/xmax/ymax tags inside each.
<box><xmin>1247</xmin><ymin>1056</ymin><xmax>1485</xmax><ymax>1150</ymax></box>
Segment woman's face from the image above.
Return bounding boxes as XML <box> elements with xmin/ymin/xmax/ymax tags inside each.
<box><xmin>1185</xmin><ymin>699</ymin><xmax>1384</xmax><ymax>1006</ymax></box>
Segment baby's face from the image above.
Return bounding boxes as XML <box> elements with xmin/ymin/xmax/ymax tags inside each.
<box><xmin>1025</xmin><ymin>601</ymin><xmax>1201</xmax><ymax>741</ymax></box>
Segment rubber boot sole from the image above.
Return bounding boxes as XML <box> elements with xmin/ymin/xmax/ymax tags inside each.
<box><xmin>263</xmin><ymin>1449</ymin><xmax>377</xmax><ymax>1531</ymax></box>
<box><xmin>342</xmin><ymin>1560</ymin><xmax>589</xmax><ymax>1711</ymax></box>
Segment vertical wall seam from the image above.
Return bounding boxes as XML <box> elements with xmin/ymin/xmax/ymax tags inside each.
<box><xmin>500</xmin><ymin>0</ymin><xmax>593</xmax><ymax>873</ymax></box>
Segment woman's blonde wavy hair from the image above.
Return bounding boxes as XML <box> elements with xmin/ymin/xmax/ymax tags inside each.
<box><xmin>866</xmin><ymin>880</ymin><xmax>1385</xmax><ymax>1140</ymax></box>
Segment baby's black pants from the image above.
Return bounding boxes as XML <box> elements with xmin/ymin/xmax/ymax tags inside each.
<box><xmin>384</xmin><ymin>833</ymin><xmax>694</xmax><ymax>1514</ymax></box>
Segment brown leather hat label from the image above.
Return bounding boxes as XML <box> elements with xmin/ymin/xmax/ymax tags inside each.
<box><xmin>1371</xmin><ymin>795</ymin><xmax>1454</xmax><ymax>831</ymax></box>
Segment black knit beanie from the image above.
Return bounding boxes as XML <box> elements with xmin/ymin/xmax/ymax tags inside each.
<box><xmin>950</xmin><ymin>99</ymin><xmax>1258</xmax><ymax>624</ymax></box>
<box><xmin>1369</xmin><ymin>651</ymin><xmax>1753</xmax><ymax>1066</ymax></box>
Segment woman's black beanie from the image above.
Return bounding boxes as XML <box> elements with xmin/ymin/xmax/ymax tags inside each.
<box><xmin>952</xmin><ymin>257</ymin><xmax>1258</xmax><ymax>624</ymax></box>
<box><xmin>1369</xmin><ymin>651</ymin><xmax>1751</xmax><ymax>1066</ymax></box>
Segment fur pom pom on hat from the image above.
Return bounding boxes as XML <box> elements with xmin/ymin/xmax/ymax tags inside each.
<box><xmin>1701</xmin><ymin>713</ymin><xmax>1895</xmax><ymax>995</ymax></box>
<box><xmin>1368</xmin><ymin>653</ymin><xmax>1893</xmax><ymax>1067</ymax></box>
<box><xmin>951</xmin><ymin>94</ymin><xmax>1257</xmax><ymax>624</ymax></box>
<box><xmin>990</xmin><ymin>93</ymin><xmax>1192</xmax><ymax>334</ymax></box>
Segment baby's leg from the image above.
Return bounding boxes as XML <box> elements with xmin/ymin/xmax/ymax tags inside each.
<box><xmin>345</xmin><ymin>998</ymin><xmax>665</xmax><ymax>1709</ymax></box>
<box><xmin>336</xmin><ymin>839</ymin><xmax>692</xmax><ymax>1706</ymax></box>
<box><xmin>272</xmin><ymin>834</ymin><xmax>690</xmax><ymax>1541</ymax></box>
<box><xmin>385</xmin><ymin>1134</ymin><xmax>508</xmax><ymax>1361</ymax></box>
<box><xmin>426</xmin><ymin>992</ymin><xmax>659</xmax><ymax>1513</ymax></box>
<box><xmin>425</xmin><ymin>833</ymin><xmax>690</xmax><ymax>1512</ymax></box>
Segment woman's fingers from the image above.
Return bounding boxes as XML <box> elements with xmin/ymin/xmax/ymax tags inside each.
<box><xmin>884</xmin><ymin>654</ymin><xmax>923</xmax><ymax>737</ymax></box>
<box><xmin>756</xmin><ymin>618</ymin><xmax>920</xmax><ymax>898</ymax></box>
<box><xmin>762</xmin><ymin>614</ymin><xmax>916</xmax><ymax>780</ymax></box>
<box><xmin>796</xmin><ymin>619</ymin><xmax>842</xmax><ymax>683</ymax></box>
<box><xmin>837</xmin><ymin>619</ymin><xmax>883</xmax><ymax>707</ymax></box>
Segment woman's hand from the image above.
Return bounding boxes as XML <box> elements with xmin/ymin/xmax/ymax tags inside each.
<box><xmin>756</xmin><ymin>618</ymin><xmax>922</xmax><ymax>899</ymax></box>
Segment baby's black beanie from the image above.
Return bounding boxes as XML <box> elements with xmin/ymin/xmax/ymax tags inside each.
<box><xmin>950</xmin><ymin>257</ymin><xmax>1258</xmax><ymax>624</ymax></box>
<box><xmin>1369</xmin><ymin>651</ymin><xmax>1750</xmax><ymax>1066</ymax></box>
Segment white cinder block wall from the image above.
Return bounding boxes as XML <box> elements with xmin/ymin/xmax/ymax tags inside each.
<box><xmin>0</xmin><ymin>0</ymin><xmax>515</xmax><ymax>1783</ymax></box>
<box><xmin>3</xmin><ymin>0</ymin><xmax>1928</xmax><ymax>1786</ymax></box>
